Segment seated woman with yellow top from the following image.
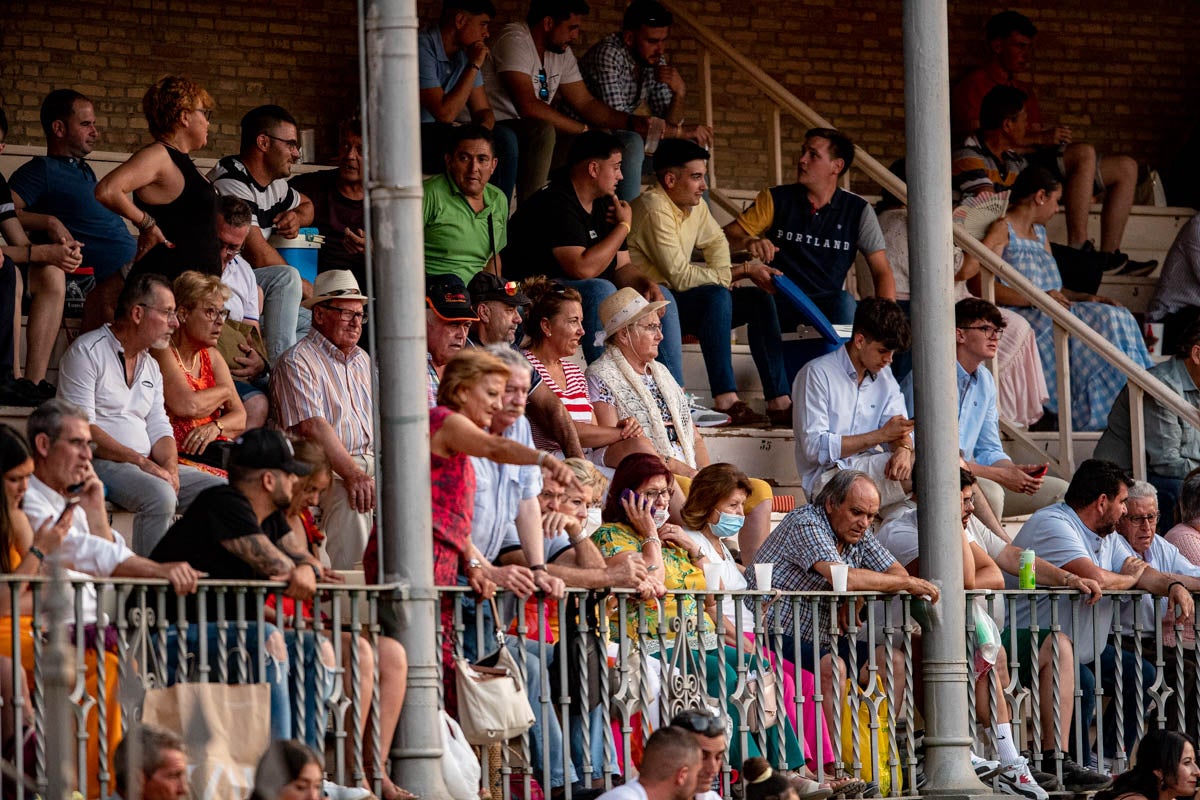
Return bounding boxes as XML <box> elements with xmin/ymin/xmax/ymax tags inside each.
<box><xmin>586</xmin><ymin>288</ymin><xmax>777</xmax><ymax>562</ymax></box>
<box><xmin>591</xmin><ymin>452</ymin><xmax>807</xmax><ymax>772</ymax></box>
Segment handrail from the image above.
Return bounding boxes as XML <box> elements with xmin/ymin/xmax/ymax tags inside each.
<box><xmin>663</xmin><ymin>0</ymin><xmax>1198</xmax><ymax>480</ymax></box>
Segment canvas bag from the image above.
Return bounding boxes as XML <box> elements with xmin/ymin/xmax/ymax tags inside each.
<box><xmin>216</xmin><ymin>318</ymin><xmax>270</xmax><ymax>373</ymax></box>
<box><xmin>454</xmin><ymin>599</ymin><xmax>536</xmax><ymax>745</ymax></box>
<box><xmin>143</xmin><ymin>682</ymin><xmax>271</xmax><ymax>800</ymax></box>
<box><xmin>839</xmin><ymin>676</ymin><xmax>892</xmax><ymax>796</ymax></box>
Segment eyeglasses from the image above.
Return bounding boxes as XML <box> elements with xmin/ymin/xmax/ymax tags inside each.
<box><xmin>220</xmin><ymin>242</ymin><xmax>243</xmax><ymax>256</ymax></box>
<box><xmin>193</xmin><ymin>108</ymin><xmax>213</xmax><ymax>121</ymax></box>
<box><xmin>959</xmin><ymin>325</ymin><xmax>1005</xmax><ymax>339</ymax></box>
<box><xmin>537</xmin><ymin>68</ymin><xmax>550</xmax><ymax>101</ymax></box>
<box><xmin>58</xmin><ymin>436</ymin><xmax>97</xmax><ymax>454</ymax></box>
<box><xmin>671</xmin><ymin>707</ymin><xmax>724</xmax><ymax>737</ymax></box>
<box><xmin>634</xmin><ymin>322</ymin><xmax>663</xmax><ymax>334</ymax></box>
<box><xmin>138</xmin><ymin>303</ymin><xmax>178</xmax><ymax>319</ymax></box>
<box><xmin>639</xmin><ymin>488</ymin><xmax>671</xmax><ymax>501</ymax></box>
<box><xmin>191</xmin><ymin>306</ymin><xmax>231</xmax><ymax>323</ymax></box>
<box><xmin>266</xmin><ymin>134</ymin><xmax>302</xmax><ymax>153</ymax></box>
<box><xmin>1125</xmin><ymin>513</ymin><xmax>1160</xmax><ymax>526</ymax></box>
<box><xmin>320</xmin><ymin>304</ymin><xmax>368</xmax><ymax>323</ymax></box>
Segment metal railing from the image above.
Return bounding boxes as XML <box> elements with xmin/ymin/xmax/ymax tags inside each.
<box><xmin>656</xmin><ymin>0</ymin><xmax>1200</xmax><ymax>480</ymax></box>
<box><xmin>439</xmin><ymin>586</ymin><xmax>1198</xmax><ymax>800</ymax></box>
<box><xmin>0</xmin><ymin>575</ymin><xmax>404</xmax><ymax>799</ymax></box>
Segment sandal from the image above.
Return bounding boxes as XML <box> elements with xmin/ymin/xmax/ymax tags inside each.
<box><xmin>828</xmin><ymin>778</ymin><xmax>869</xmax><ymax>798</ymax></box>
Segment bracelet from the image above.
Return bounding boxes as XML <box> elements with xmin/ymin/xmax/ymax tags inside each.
<box><xmin>27</xmin><ymin>546</ymin><xmax>45</xmax><ymax>563</ymax></box>
<box><xmin>618</xmin><ymin>221</ymin><xmax>632</xmax><ymax>234</ymax></box>
<box><xmin>642</xmin><ymin>536</ymin><xmax>662</xmax><ymax>548</ymax></box>
<box><xmin>536</xmin><ymin>450</ymin><xmax>546</xmax><ymax>467</ymax></box>
<box><xmin>137</xmin><ymin>213</ymin><xmax>156</xmax><ymax>232</ymax></box>
<box><xmin>580</xmin><ymin>124</ymin><xmax>589</xmax><ymax>134</ymax></box>
<box><xmin>570</xmin><ymin>532</ymin><xmax>589</xmax><ymax>545</ymax></box>
<box><xmin>214</xmin><ymin>419</ymin><xmax>224</xmax><ymax>434</ymax></box>
<box><xmin>1168</xmin><ymin>581</ymin><xmax>1187</xmax><ymax>595</ymax></box>
<box><xmin>894</xmin><ymin>441</ymin><xmax>914</xmax><ymax>452</ymax></box>
<box><xmin>531</xmin><ymin>564</ymin><xmax>547</xmax><ymax>572</ymax></box>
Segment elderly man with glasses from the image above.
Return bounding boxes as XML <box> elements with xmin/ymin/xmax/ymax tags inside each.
<box><xmin>57</xmin><ymin>273</ymin><xmax>226</xmax><ymax>555</ymax></box>
<box><xmin>270</xmin><ymin>270</ymin><xmax>375</xmax><ymax>569</ymax></box>
<box><xmin>210</xmin><ymin>104</ymin><xmax>314</xmax><ymax>363</ymax></box>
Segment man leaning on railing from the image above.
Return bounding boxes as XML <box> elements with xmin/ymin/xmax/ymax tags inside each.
<box><xmin>743</xmin><ymin>470</ymin><xmax>938</xmax><ymax>735</ymax></box>
<box><xmin>1008</xmin><ymin>460</ymin><xmax>1200</xmax><ymax>768</ymax></box>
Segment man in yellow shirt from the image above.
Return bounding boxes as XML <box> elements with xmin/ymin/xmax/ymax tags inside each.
<box><xmin>628</xmin><ymin>139</ymin><xmax>790</xmax><ymax>427</ymax></box>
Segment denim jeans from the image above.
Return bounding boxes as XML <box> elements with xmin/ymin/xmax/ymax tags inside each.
<box><xmin>491</xmin><ymin>123</ymin><xmax>519</xmax><ymax>204</ymax></box>
<box><xmin>1148</xmin><ymin>473</ymin><xmax>1182</xmax><ymax>534</ymax></box>
<box><xmin>676</xmin><ymin>284</ymin><xmax>789</xmax><ymax>401</ymax></box>
<box><xmin>497</xmin><ymin>118</ymin><xmax>556</xmax><ymax>203</ymax></box>
<box><xmin>569</xmin><ymin>704</ymin><xmax>616</xmax><ymax>783</ymax></box>
<box><xmin>1079</xmin><ymin>644</ymin><xmax>1156</xmax><ymax>760</ymax></box>
<box><xmin>255</xmin><ymin>265</ymin><xmax>313</xmax><ymax>364</ymax></box>
<box><xmin>160</xmin><ymin>621</ymin><xmax>292</xmax><ymax>741</ymax></box>
<box><xmin>613</xmin><ymin>130</ymin><xmax>652</xmax><ymax>202</ymax></box>
<box><xmin>559</xmin><ymin>278</ymin><xmax>683</xmax><ymax>384</ymax></box>
<box><xmin>92</xmin><ymin>460</ymin><xmax>226</xmax><ymax>556</ymax></box>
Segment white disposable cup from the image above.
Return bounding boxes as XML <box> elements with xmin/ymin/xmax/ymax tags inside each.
<box><xmin>754</xmin><ymin>562</ymin><xmax>774</xmax><ymax>591</ymax></box>
<box><xmin>702</xmin><ymin>562</ymin><xmax>723</xmax><ymax>592</ymax></box>
<box><xmin>830</xmin><ymin>562</ymin><xmax>849</xmax><ymax>593</ymax></box>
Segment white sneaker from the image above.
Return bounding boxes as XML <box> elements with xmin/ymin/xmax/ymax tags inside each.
<box><xmin>996</xmin><ymin>757</ymin><xmax>1049</xmax><ymax>800</ymax></box>
<box><xmin>323</xmin><ymin>780</ymin><xmax>373</xmax><ymax>800</ymax></box>
<box><xmin>686</xmin><ymin>395</ymin><xmax>730</xmax><ymax>427</ymax></box>
<box><xmin>971</xmin><ymin>751</ymin><xmax>1002</xmax><ymax>780</ymax></box>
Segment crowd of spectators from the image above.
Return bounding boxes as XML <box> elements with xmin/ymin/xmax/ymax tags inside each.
<box><xmin>2</xmin><ymin>2</ymin><xmax>1200</xmax><ymax>799</ymax></box>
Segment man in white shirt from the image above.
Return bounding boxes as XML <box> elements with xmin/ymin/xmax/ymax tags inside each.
<box><xmin>215</xmin><ymin>195</ymin><xmax>269</xmax><ymax>429</ymax></box>
<box><xmin>56</xmin><ymin>275</ymin><xmax>226</xmax><ymax>555</ymax></box>
<box><xmin>669</xmin><ymin>709</ymin><xmax>726</xmax><ymax>800</ymax></box>
<box><xmin>793</xmin><ymin>297</ymin><xmax>913</xmax><ymax>510</ymax></box>
<box><xmin>595</xmin><ymin>726</ymin><xmax>699</xmax><ymax>800</ymax></box>
<box><xmin>23</xmin><ymin>398</ymin><xmax>202</xmax><ymax>598</ymax></box>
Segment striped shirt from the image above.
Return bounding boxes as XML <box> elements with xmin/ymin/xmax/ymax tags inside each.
<box><xmin>209</xmin><ymin>156</ymin><xmax>301</xmax><ymax>237</ymax></box>
<box><xmin>524</xmin><ymin>350</ymin><xmax>591</xmax><ymax>451</ymax></box>
<box><xmin>952</xmin><ymin>134</ymin><xmax>1026</xmax><ymax>199</ymax></box>
<box><xmin>270</xmin><ymin>328</ymin><xmax>374</xmax><ymax>456</ymax></box>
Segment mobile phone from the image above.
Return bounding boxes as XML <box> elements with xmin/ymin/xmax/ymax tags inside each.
<box><xmin>65</xmin><ymin>481</ymin><xmax>85</xmax><ymax>495</ymax></box>
<box><xmin>1026</xmin><ymin>464</ymin><xmax>1049</xmax><ymax>479</ymax></box>
<box><xmin>56</xmin><ymin>498</ymin><xmax>80</xmax><ymax>525</ymax></box>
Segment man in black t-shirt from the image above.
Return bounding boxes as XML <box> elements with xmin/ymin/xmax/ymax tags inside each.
<box><xmin>151</xmin><ymin>429</ymin><xmax>322</xmax><ymax>598</ymax></box>
<box><xmin>502</xmin><ymin>131</ymin><xmax>682</xmax><ymax>378</ymax></box>
<box><xmin>289</xmin><ymin>118</ymin><xmax>366</xmax><ymax>289</ymax></box>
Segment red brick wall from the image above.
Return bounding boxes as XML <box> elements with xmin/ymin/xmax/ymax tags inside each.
<box><xmin>3</xmin><ymin>1</ymin><xmax>1198</xmax><ymax>193</ymax></box>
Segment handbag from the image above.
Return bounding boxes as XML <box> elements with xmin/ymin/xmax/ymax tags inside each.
<box><xmin>440</xmin><ymin>710</ymin><xmax>482</xmax><ymax>800</ymax></box>
<box><xmin>454</xmin><ymin>598</ymin><xmax>536</xmax><ymax>745</ymax></box>
<box><xmin>216</xmin><ymin>318</ymin><xmax>270</xmax><ymax>373</ymax></box>
<box><xmin>745</xmin><ymin>661</ymin><xmax>780</xmax><ymax>732</ymax></box>
<box><xmin>142</xmin><ymin>682</ymin><xmax>271</xmax><ymax>800</ymax></box>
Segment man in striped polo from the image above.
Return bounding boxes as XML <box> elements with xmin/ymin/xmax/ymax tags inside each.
<box><xmin>270</xmin><ymin>269</ymin><xmax>374</xmax><ymax>569</ymax></box>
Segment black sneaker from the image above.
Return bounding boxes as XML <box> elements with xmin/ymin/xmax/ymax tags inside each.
<box><xmin>3</xmin><ymin>378</ymin><xmax>45</xmax><ymax>407</ymax></box>
<box><xmin>1077</xmin><ymin>241</ymin><xmax>1129</xmax><ymax>273</ymax></box>
<box><xmin>1111</xmin><ymin>251</ymin><xmax>1158</xmax><ymax>276</ymax></box>
<box><xmin>34</xmin><ymin>380</ymin><xmax>56</xmax><ymax>400</ymax></box>
<box><xmin>1030</xmin><ymin>768</ymin><xmax>1060</xmax><ymax>792</ymax></box>
<box><xmin>1051</xmin><ymin>754</ymin><xmax>1113</xmax><ymax>792</ymax></box>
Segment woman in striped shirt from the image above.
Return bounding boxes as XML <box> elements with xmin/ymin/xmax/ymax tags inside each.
<box><xmin>522</xmin><ymin>277</ymin><xmax>650</xmax><ymax>463</ymax></box>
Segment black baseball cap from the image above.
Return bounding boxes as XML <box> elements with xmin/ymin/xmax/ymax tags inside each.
<box><xmin>653</xmin><ymin>138</ymin><xmax>710</xmax><ymax>170</ymax></box>
<box><xmin>623</xmin><ymin>0</ymin><xmax>672</xmax><ymax>30</ymax></box>
<box><xmin>229</xmin><ymin>429</ymin><xmax>313</xmax><ymax>476</ymax></box>
<box><xmin>468</xmin><ymin>272</ymin><xmax>531</xmax><ymax>307</ymax></box>
<box><xmin>426</xmin><ymin>274</ymin><xmax>479</xmax><ymax>322</ymax></box>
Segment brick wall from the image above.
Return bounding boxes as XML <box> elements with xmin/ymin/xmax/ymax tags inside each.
<box><xmin>3</xmin><ymin>1</ymin><xmax>1198</xmax><ymax>194</ymax></box>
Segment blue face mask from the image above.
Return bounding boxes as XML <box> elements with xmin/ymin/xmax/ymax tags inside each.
<box><xmin>711</xmin><ymin>512</ymin><xmax>744</xmax><ymax>538</ymax></box>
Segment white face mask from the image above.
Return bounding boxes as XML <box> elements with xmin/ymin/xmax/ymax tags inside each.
<box><xmin>586</xmin><ymin>506</ymin><xmax>603</xmax><ymax>534</ymax></box>
<box><xmin>652</xmin><ymin>507</ymin><xmax>670</xmax><ymax>528</ymax></box>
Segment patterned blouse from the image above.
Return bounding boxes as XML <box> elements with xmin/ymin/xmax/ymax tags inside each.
<box><xmin>592</xmin><ymin>521</ymin><xmax>714</xmax><ymax>651</ymax></box>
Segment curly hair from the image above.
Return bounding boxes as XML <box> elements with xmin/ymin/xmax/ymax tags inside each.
<box><xmin>143</xmin><ymin>76</ymin><xmax>214</xmax><ymax>139</ymax></box>
<box><xmin>173</xmin><ymin>270</ymin><xmax>231</xmax><ymax>311</ymax></box>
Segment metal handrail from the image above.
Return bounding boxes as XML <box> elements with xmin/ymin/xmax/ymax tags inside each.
<box><xmin>660</xmin><ymin>0</ymin><xmax>1198</xmax><ymax>480</ymax></box>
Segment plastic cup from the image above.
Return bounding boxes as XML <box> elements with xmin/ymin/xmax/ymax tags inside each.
<box><xmin>702</xmin><ymin>562</ymin><xmax>723</xmax><ymax>592</ymax></box>
<box><xmin>829</xmin><ymin>562</ymin><xmax>849</xmax><ymax>592</ymax></box>
<box><xmin>754</xmin><ymin>562</ymin><xmax>773</xmax><ymax>591</ymax></box>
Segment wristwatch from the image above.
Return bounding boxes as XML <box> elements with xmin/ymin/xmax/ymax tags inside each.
<box><xmin>466</xmin><ymin>558</ymin><xmax>483</xmax><ymax>572</ymax></box>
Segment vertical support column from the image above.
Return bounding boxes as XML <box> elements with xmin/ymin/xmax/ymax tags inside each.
<box><xmin>362</xmin><ymin>0</ymin><xmax>451</xmax><ymax>797</ymax></box>
<box><xmin>700</xmin><ymin>50</ymin><xmax>715</xmax><ymax>188</ymax></box>
<box><xmin>903</xmin><ymin>0</ymin><xmax>991</xmax><ymax>796</ymax></box>
<box><xmin>768</xmin><ymin>106</ymin><xmax>784</xmax><ymax>188</ymax></box>
<box><xmin>1054</xmin><ymin>326</ymin><xmax>1076</xmax><ymax>476</ymax></box>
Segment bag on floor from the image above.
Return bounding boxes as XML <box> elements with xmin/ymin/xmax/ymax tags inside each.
<box><xmin>839</xmin><ymin>676</ymin><xmax>892</xmax><ymax>796</ymax></box>
<box><xmin>142</xmin><ymin>681</ymin><xmax>271</xmax><ymax>800</ymax></box>
<box><xmin>441</xmin><ymin>710</ymin><xmax>482</xmax><ymax>800</ymax></box>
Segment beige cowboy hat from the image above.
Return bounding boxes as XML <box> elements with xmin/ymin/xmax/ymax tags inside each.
<box><xmin>598</xmin><ymin>287</ymin><xmax>670</xmax><ymax>340</ymax></box>
<box><xmin>302</xmin><ymin>269</ymin><xmax>370</xmax><ymax>309</ymax></box>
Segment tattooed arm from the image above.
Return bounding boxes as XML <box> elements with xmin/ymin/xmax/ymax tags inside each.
<box><xmin>222</xmin><ymin>534</ymin><xmax>317</xmax><ymax>601</ymax></box>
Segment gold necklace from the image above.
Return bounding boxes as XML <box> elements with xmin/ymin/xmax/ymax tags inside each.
<box><xmin>172</xmin><ymin>344</ymin><xmax>199</xmax><ymax>374</ymax></box>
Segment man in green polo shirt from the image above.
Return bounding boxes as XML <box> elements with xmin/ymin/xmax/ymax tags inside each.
<box><xmin>423</xmin><ymin>123</ymin><xmax>508</xmax><ymax>282</ymax></box>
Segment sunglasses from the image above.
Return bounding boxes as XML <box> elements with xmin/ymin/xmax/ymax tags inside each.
<box><xmin>671</xmin><ymin>707</ymin><xmax>724</xmax><ymax>737</ymax></box>
<box><xmin>537</xmin><ymin>68</ymin><xmax>550</xmax><ymax>101</ymax></box>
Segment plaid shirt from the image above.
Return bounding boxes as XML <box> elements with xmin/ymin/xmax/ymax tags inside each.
<box><xmin>578</xmin><ymin>33</ymin><xmax>675</xmax><ymax>118</ymax></box>
<box><xmin>744</xmin><ymin>503</ymin><xmax>897</xmax><ymax>647</ymax></box>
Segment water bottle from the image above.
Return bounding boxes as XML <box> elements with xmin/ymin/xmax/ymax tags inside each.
<box><xmin>1019</xmin><ymin>549</ymin><xmax>1036</xmax><ymax>590</ymax></box>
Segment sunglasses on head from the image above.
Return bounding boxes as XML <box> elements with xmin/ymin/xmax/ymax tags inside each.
<box><xmin>671</xmin><ymin>707</ymin><xmax>724</xmax><ymax>737</ymax></box>
<box><xmin>537</xmin><ymin>68</ymin><xmax>550</xmax><ymax>101</ymax></box>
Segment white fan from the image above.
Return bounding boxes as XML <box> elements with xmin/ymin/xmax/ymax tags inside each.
<box><xmin>953</xmin><ymin>191</ymin><xmax>1010</xmax><ymax>240</ymax></box>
